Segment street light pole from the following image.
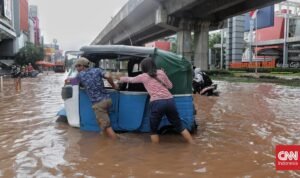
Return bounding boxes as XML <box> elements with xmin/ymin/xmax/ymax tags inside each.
<box><xmin>220</xmin><ymin>29</ymin><xmax>224</xmax><ymax>70</ymax></box>
<box><xmin>283</xmin><ymin>4</ymin><xmax>290</xmax><ymax>68</ymax></box>
<box><xmin>255</xmin><ymin>17</ymin><xmax>258</xmax><ymax>73</ymax></box>
<box><xmin>249</xmin><ymin>19</ymin><xmax>254</xmax><ymax>63</ymax></box>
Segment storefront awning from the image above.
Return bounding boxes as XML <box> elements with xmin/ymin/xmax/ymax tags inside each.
<box><xmin>0</xmin><ymin>23</ymin><xmax>16</xmax><ymax>40</ymax></box>
<box><xmin>0</xmin><ymin>59</ymin><xmax>14</xmax><ymax>67</ymax></box>
<box><xmin>36</xmin><ymin>61</ymin><xmax>55</xmax><ymax>67</ymax></box>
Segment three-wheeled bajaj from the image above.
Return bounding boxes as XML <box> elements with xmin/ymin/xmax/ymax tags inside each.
<box><xmin>58</xmin><ymin>45</ymin><xmax>197</xmax><ymax>134</ymax></box>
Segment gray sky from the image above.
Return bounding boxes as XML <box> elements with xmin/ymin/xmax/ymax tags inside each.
<box><xmin>28</xmin><ymin>0</ymin><xmax>128</xmax><ymax>52</ymax></box>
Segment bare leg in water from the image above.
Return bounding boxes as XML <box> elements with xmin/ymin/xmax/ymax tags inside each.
<box><xmin>105</xmin><ymin>127</ymin><xmax>117</xmax><ymax>140</ymax></box>
<box><xmin>180</xmin><ymin>129</ymin><xmax>195</xmax><ymax>144</ymax></box>
<box><xmin>151</xmin><ymin>134</ymin><xmax>160</xmax><ymax>143</ymax></box>
<box><xmin>150</xmin><ymin>130</ymin><xmax>195</xmax><ymax>144</ymax></box>
<box><xmin>15</xmin><ymin>77</ymin><xmax>21</xmax><ymax>91</ymax></box>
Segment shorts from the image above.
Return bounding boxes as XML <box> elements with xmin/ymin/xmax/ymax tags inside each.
<box><xmin>149</xmin><ymin>98</ymin><xmax>184</xmax><ymax>134</ymax></box>
<box><xmin>92</xmin><ymin>99</ymin><xmax>112</xmax><ymax>130</ymax></box>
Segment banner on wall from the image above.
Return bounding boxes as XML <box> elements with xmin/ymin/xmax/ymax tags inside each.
<box><xmin>4</xmin><ymin>0</ymin><xmax>12</xmax><ymax>20</ymax></box>
<box><xmin>244</xmin><ymin>5</ymin><xmax>274</xmax><ymax>31</ymax></box>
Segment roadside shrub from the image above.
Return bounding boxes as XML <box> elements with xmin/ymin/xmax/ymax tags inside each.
<box><xmin>259</xmin><ymin>75</ymin><xmax>279</xmax><ymax>79</ymax></box>
<box><xmin>203</xmin><ymin>70</ymin><xmax>232</xmax><ymax>76</ymax></box>
<box><xmin>229</xmin><ymin>68</ymin><xmax>300</xmax><ymax>73</ymax></box>
<box><xmin>240</xmin><ymin>75</ymin><xmax>257</xmax><ymax>79</ymax></box>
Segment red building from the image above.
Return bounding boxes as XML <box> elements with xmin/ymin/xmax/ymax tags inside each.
<box><xmin>20</xmin><ymin>0</ymin><xmax>29</xmax><ymax>32</ymax></box>
<box><xmin>230</xmin><ymin>8</ymin><xmax>298</xmax><ymax>69</ymax></box>
<box><xmin>32</xmin><ymin>17</ymin><xmax>40</xmax><ymax>45</ymax></box>
<box><xmin>145</xmin><ymin>41</ymin><xmax>171</xmax><ymax>51</ymax></box>
<box><xmin>29</xmin><ymin>5</ymin><xmax>40</xmax><ymax>45</ymax></box>
<box><xmin>255</xmin><ymin>10</ymin><xmax>286</xmax><ymax>53</ymax></box>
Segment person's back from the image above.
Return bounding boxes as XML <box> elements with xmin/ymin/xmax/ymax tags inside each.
<box><xmin>122</xmin><ymin>70</ymin><xmax>173</xmax><ymax>101</ymax></box>
<box><xmin>202</xmin><ymin>72</ymin><xmax>213</xmax><ymax>87</ymax></box>
<box><xmin>193</xmin><ymin>68</ymin><xmax>204</xmax><ymax>83</ymax></box>
<box><xmin>11</xmin><ymin>65</ymin><xmax>17</xmax><ymax>77</ymax></box>
<box><xmin>77</xmin><ymin>68</ymin><xmax>109</xmax><ymax>104</ymax></box>
<box><xmin>11</xmin><ymin>65</ymin><xmax>21</xmax><ymax>78</ymax></box>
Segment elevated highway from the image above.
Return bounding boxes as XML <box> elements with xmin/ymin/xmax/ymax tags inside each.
<box><xmin>92</xmin><ymin>0</ymin><xmax>283</xmax><ymax>69</ymax></box>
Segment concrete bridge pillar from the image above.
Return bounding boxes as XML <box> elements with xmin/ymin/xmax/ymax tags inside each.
<box><xmin>194</xmin><ymin>21</ymin><xmax>210</xmax><ymax>70</ymax></box>
<box><xmin>176</xmin><ymin>19</ymin><xmax>193</xmax><ymax>62</ymax></box>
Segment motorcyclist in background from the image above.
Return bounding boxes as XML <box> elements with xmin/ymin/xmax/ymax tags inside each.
<box><xmin>192</xmin><ymin>67</ymin><xmax>217</xmax><ymax>96</ymax></box>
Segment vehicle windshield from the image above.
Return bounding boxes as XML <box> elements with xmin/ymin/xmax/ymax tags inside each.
<box><xmin>68</xmin><ymin>66</ymin><xmax>78</xmax><ymax>78</ymax></box>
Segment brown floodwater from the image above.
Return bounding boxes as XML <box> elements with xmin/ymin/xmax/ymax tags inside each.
<box><xmin>0</xmin><ymin>73</ymin><xmax>300</xmax><ymax>178</ymax></box>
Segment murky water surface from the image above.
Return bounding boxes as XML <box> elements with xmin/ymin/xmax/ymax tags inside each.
<box><xmin>0</xmin><ymin>73</ymin><xmax>300</xmax><ymax>177</ymax></box>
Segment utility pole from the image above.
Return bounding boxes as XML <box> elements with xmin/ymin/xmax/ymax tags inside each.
<box><xmin>249</xmin><ymin>19</ymin><xmax>254</xmax><ymax>63</ymax></box>
<box><xmin>255</xmin><ymin>16</ymin><xmax>258</xmax><ymax>74</ymax></box>
<box><xmin>220</xmin><ymin>29</ymin><xmax>224</xmax><ymax>70</ymax></box>
<box><xmin>283</xmin><ymin>3</ymin><xmax>290</xmax><ymax>68</ymax></box>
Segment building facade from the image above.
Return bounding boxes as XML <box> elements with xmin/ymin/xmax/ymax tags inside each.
<box><xmin>0</xmin><ymin>0</ymin><xmax>16</xmax><ymax>57</ymax></box>
<box><xmin>0</xmin><ymin>1</ymin><xmax>42</xmax><ymax>61</ymax></box>
<box><xmin>29</xmin><ymin>5</ymin><xmax>40</xmax><ymax>45</ymax></box>
<box><xmin>226</xmin><ymin>1</ymin><xmax>300</xmax><ymax>69</ymax></box>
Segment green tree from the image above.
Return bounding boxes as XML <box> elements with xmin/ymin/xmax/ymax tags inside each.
<box><xmin>209</xmin><ymin>33</ymin><xmax>221</xmax><ymax>49</ymax></box>
<box><xmin>15</xmin><ymin>42</ymin><xmax>44</xmax><ymax>66</ymax></box>
<box><xmin>170</xmin><ymin>42</ymin><xmax>177</xmax><ymax>53</ymax></box>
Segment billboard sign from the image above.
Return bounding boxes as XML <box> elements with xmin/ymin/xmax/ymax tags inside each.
<box><xmin>244</xmin><ymin>5</ymin><xmax>274</xmax><ymax>31</ymax></box>
<box><xmin>4</xmin><ymin>0</ymin><xmax>12</xmax><ymax>20</ymax></box>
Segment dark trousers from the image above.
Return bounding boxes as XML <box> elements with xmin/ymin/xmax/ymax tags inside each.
<box><xmin>149</xmin><ymin>98</ymin><xmax>184</xmax><ymax>134</ymax></box>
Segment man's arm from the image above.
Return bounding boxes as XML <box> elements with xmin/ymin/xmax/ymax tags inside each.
<box><xmin>65</xmin><ymin>73</ymin><xmax>80</xmax><ymax>85</ymax></box>
<box><xmin>103</xmin><ymin>73</ymin><xmax>117</xmax><ymax>89</ymax></box>
<box><xmin>119</xmin><ymin>74</ymin><xmax>145</xmax><ymax>83</ymax></box>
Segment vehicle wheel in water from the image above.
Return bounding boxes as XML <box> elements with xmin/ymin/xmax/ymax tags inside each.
<box><xmin>56</xmin><ymin>115</ymin><xmax>68</xmax><ymax>124</ymax></box>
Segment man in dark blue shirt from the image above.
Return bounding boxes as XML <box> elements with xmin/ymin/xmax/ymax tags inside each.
<box><xmin>73</xmin><ymin>57</ymin><xmax>118</xmax><ymax>139</ymax></box>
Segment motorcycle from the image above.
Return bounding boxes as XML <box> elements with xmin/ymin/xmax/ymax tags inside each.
<box><xmin>192</xmin><ymin>69</ymin><xmax>218</xmax><ymax>96</ymax></box>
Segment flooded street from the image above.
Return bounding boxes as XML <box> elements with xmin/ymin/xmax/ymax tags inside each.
<box><xmin>0</xmin><ymin>73</ymin><xmax>300</xmax><ymax>178</ymax></box>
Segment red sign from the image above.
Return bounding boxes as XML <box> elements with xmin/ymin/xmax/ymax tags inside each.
<box><xmin>229</xmin><ymin>59</ymin><xmax>276</xmax><ymax>69</ymax></box>
<box><xmin>276</xmin><ymin>145</ymin><xmax>300</xmax><ymax>170</ymax></box>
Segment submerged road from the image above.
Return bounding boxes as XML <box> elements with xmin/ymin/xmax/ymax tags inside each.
<box><xmin>0</xmin><ymin>72</ymin><xmax>299</xmax><ymax>177</ymax></box>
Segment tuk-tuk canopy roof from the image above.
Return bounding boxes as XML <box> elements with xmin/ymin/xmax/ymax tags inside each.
<box><xmin>80</xmin><ymin>45</ymin><xmax>193</xmax><ymax>94</ymax></box>
<box><xmin>80</xmin><ymin>45</ymin><xmax>155</xmax><ymax>60</ymax></box>
<box><xmin>64</xmin><ymin>51</ymin><xmax>83</xmax><ymax>57</ymax></box>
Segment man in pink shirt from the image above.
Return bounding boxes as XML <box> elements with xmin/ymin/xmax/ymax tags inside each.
<box><xmin>119</xmin><ymin>57</ymin><xmax>194</xmax><ymax>144</ymax></box>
